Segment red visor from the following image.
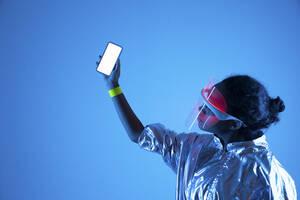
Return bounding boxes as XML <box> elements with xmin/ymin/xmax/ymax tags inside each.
<box><xmin>185</xmin><ymin>78</ymin><xmax>245</xmax><ymax>131</ymax></box>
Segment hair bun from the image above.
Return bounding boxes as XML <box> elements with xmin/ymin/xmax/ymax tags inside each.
<box><xmin>270</xmin><ymin>96</ymin><xmax>285</xmax><ymax>113</ymax></box>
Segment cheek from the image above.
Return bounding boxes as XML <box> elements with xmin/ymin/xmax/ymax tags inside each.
<box><xmin>208</xmin><ymin>117</ymin><xmax>218</xmax><ymax>127</ymax></box>
<box><xmin>198</xmin><ymin>112</ymin><xmax>209</xmax><ymax>123</ymax></box>
<box><xmin>198</xmin><ymin>114</ymin><xmax>219</xmax><ymax>128</ymax></box>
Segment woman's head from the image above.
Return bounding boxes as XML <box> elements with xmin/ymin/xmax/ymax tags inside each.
<box><xmin>199</xmin><ymin>75</ymin><xmax>285</xmax><ymax>141</ymax></box>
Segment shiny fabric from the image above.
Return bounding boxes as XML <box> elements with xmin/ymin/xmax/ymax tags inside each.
<box><xmin>138</xmin><ymin>123</ymin><xmax>297</xmax><ymax>200</ymax></box>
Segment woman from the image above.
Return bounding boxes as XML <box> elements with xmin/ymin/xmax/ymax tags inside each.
<box><xmin>97</xmin><ymin>56</ymin><xmax>297</xmax><ymax>199</ymax></box>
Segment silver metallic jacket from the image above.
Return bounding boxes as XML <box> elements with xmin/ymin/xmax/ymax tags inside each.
<box><xmin>138</xmin><ymin>123</ymin><xmax>297</xmax><ymax>200</ymax></box>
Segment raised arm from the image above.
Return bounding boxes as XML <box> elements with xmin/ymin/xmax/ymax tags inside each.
<box><xmin>107</xmin><ymin>81</ymin><xmax>144</xmax><ymax>143</ymax></box>
<box><xmin>97</xmin><ymin>55</ymin><xmax>144</xmax><ymax>143</ymax></box>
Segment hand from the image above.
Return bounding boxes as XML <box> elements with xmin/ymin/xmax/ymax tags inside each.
<box><xmin>96</xmin><ymin>55</ymin><xmax>120</xmax><ymax>87</ymax></box>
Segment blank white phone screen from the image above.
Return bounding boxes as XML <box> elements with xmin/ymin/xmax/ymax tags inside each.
<box><xmin>97</xmin><ymin>42</ymin><xmax>122</xmax><ymax>76</ymax></box>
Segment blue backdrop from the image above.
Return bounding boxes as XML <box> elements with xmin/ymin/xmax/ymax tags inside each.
<box><xmin>1</xmin><ymin>0</ymin><xmax>299</xmax><ymax>199</ymax></box>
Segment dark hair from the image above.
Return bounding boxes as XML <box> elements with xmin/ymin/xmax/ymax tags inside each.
<box><xmin>216</xmin><ymin>75</ymin><xmax>285</xmax><ymax>138</ymax></box>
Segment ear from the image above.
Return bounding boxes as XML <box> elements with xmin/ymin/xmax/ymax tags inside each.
<box><xmin>229</xmin><ymin>120</ymin><xmax>242</xmax><ymax>131</ymax></box>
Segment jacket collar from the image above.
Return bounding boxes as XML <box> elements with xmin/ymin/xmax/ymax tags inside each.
<box><xmin>213</xmin><ymin>134</ymin><xmax>269</xmax><ymax>153</ymax></box>
<box><xmin>227</xmin><ymin>134</ymin><xmax>268</xmax><ymax>152</ymax></box>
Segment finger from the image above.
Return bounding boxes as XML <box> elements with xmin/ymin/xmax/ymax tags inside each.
<box><xmin>114</xmin><ymin>61</ymin><xmax>118</xmax><ymax>69</ymax></box>
<box><xmin>111</xmin><ymin>59</ymin><xmax>120</xmax><ymax>72</ymax></box>
<box><xmin>115</xmin><ymin>58</ymin><xmax>120</xmax><ymax>67</ymax></box>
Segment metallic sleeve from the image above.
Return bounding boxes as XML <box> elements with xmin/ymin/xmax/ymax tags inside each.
<box><xmin>270</xmin><ymin>157</ymin><xmax>297</xmax><ymax>200</ymax></box>
<box><xmin>137</xmin><ymin>123</ymin><xmax>190</xmax><ymax>173</ymax></box>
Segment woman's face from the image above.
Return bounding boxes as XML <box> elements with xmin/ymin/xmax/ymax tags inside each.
<box><xmin>197</xmin><ymin>82</ymin><xmax>232</xmax><ymax>133</ymax></box>
<box><xmin>197</xmin><ymin>105</ymin><xmax>239</xmax><ymax>134</ymax></box>
<box><xmin>196</xmin><ymin>104</ymin><xmax>219</xmax><ymax>132</ymax></box>
<box><xmin>197</xmin><ymin>81</ymin><xmax>245</xmax><ymax>141</ymax></box>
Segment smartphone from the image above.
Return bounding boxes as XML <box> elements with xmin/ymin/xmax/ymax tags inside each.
<box><xmin>97</xmin><ymin>42</ymin><xmax>123</xmax><ymax>76</ymax></box>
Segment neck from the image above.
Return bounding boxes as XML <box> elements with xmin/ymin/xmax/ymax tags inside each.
<box><xmin>213</xmin><ymin>131</ymin><xmax>234</xmax><ymax>151</ymax></box>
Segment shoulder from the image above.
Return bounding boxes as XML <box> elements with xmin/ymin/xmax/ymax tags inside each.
<box><xmin>179</xmin><ymin>133</ymin><xmax>222</xmax><ymax>155</ymax></box>
<box><xmin>143</xmin><ymin>123</ymin><xmax>215</xmax><ymax>144</ymax></box>
<box><xmin>180</xmin><ymin>132</ymin><xmax>217</xmax><ymax>147</ymax></box>
<box><xmin>245</xmin><ymin>154</ymin><xmax>297</xmax><ymax>199</ymax></box>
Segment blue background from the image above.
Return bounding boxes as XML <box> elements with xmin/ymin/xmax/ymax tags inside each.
<box><xmin>1</xmin><ymin>0</ymin><xmax>299</xmax><ymax>199</ymax></box>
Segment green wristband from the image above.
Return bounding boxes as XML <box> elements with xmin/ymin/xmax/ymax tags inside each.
<box><xmin>108</xmin><ymin>86</ymin><xmax>122</xmax><ymax>98</ymax></box>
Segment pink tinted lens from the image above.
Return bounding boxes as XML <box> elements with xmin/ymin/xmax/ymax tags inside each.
<box><xmin>198</xmin><ymin>111</ymin><xmax>219</xmax><ymax>129</ymax></box>
<box><xmin>197</xmin><ymin>105</ymin><xmax>219</xmax><ymax>129</ymax></box>
<box><xmin>202</xmin><ymin>86</ymin><xmax>227</xmax><ymax>113</ymax></box>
